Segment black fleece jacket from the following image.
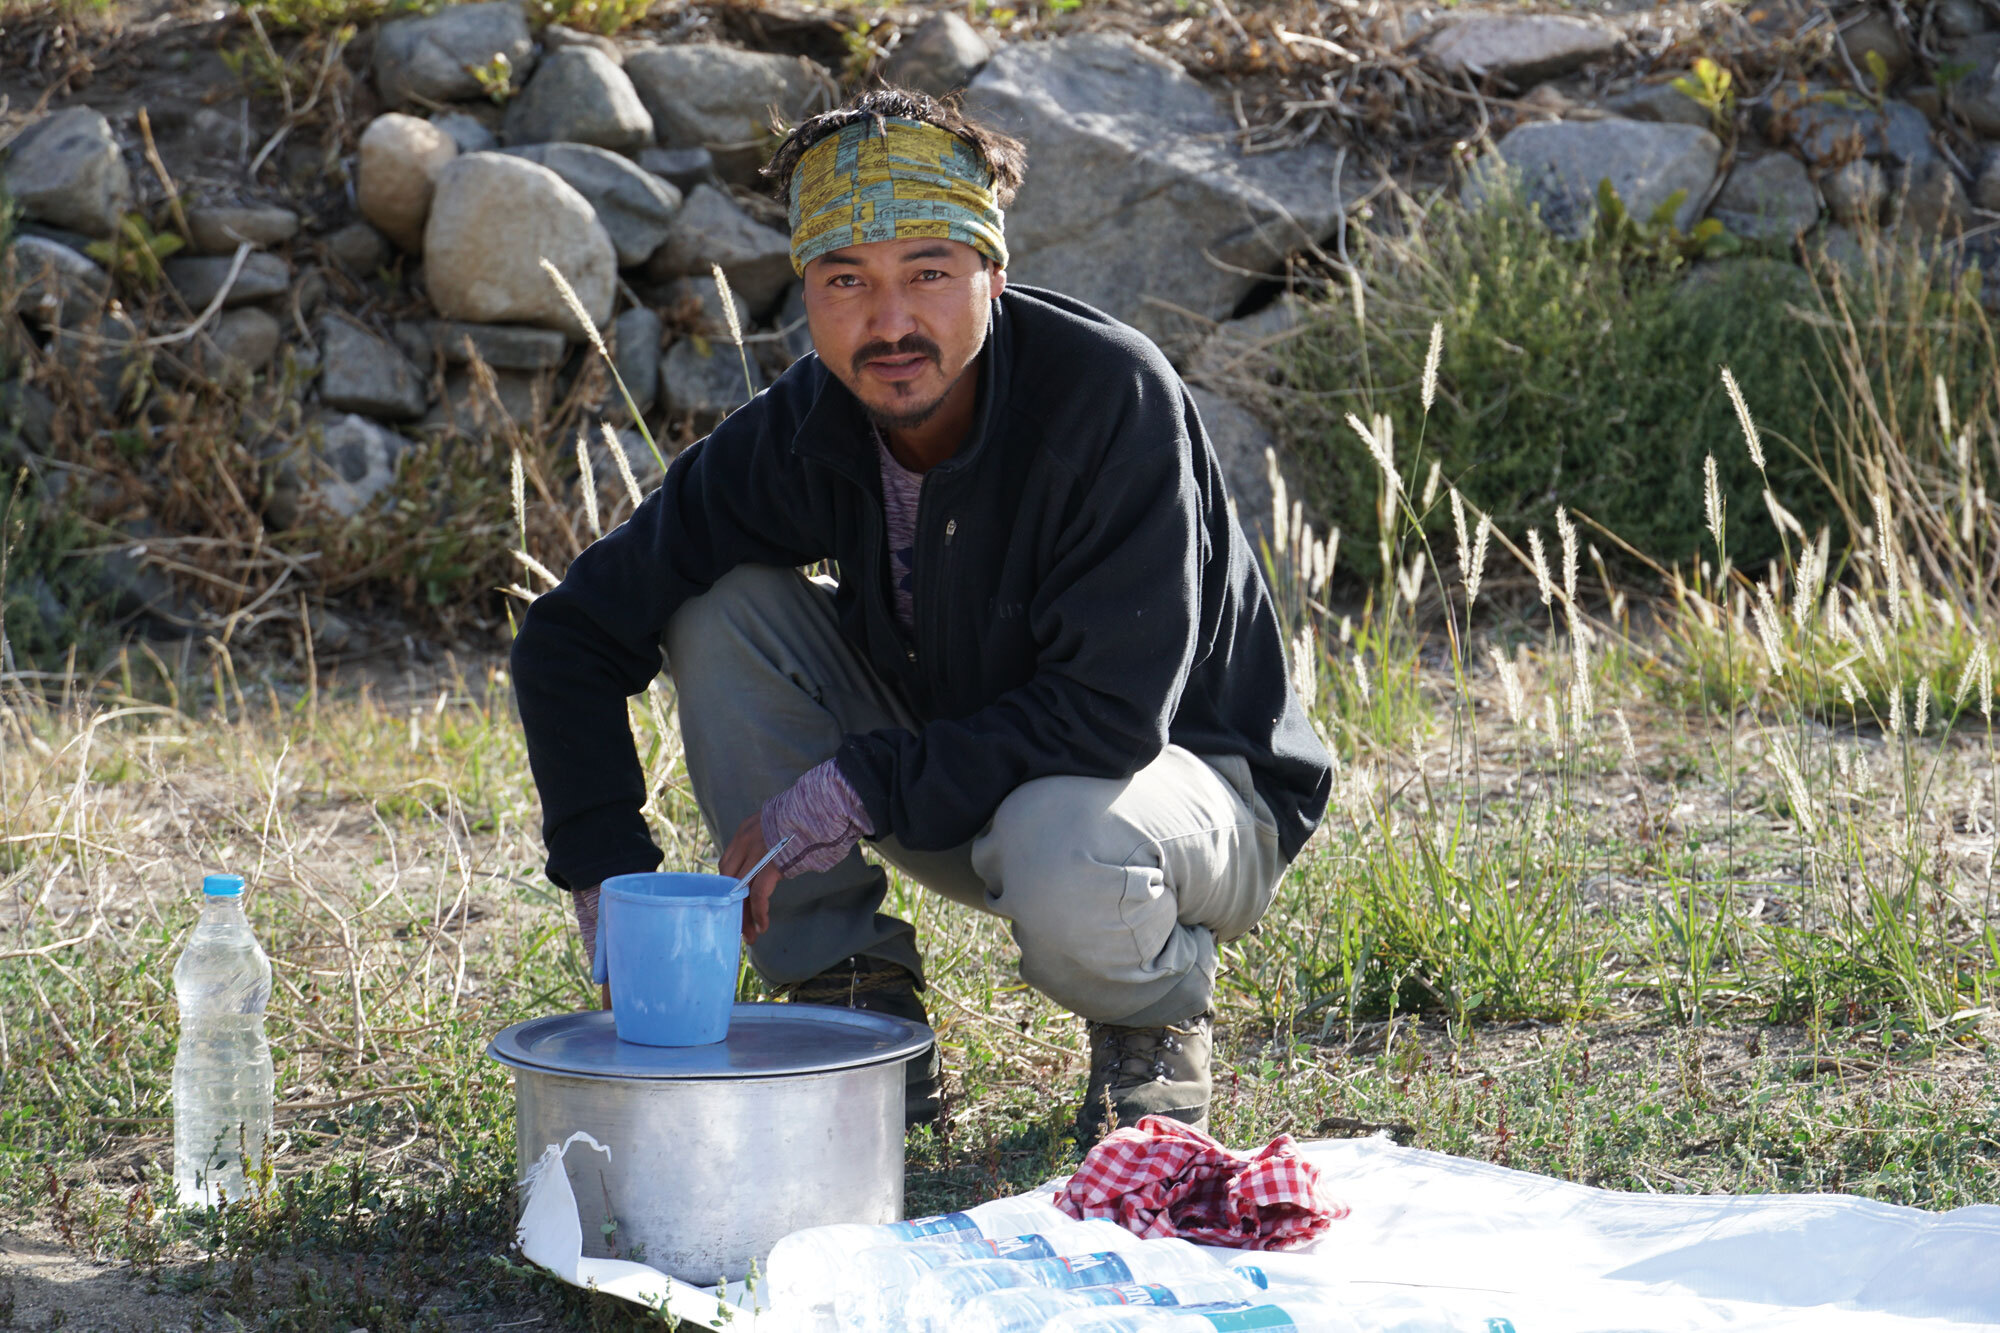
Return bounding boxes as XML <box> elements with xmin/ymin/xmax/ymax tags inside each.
<box><xmin>512</xmin><ymin>285</ymin><xmax>1331</xmax><ymax>892</ymax></box>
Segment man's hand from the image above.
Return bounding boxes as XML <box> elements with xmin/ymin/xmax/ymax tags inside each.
<box><xmin>720</xmin><ymin>813</ymin><xmax>782</xmax><ymax>944</ymax></box>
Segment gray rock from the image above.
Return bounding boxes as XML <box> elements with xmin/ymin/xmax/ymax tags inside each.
<box><xmin>328</xmin><ymin>222</ymin><xmax>390</xmax><ymax>275</ymax></box>
<box><xmin>423</xmin><ymin>367</ymin><xmax>548</xmax><ymax>433</ymax></box>
<box><xmin>357</xmin><ymin>113</ymin><xmax>458</xmax><ymax>253</ymax></box>
<box><xmin>1187</xmin><ymin>386</ymin><xmax>1294</xmax><ymax>554</ymax></box>
<box><xmin>660</xmin><ymin>273</ymin><xmax>750</xmax><ymax>339</ymax></box>
<box><xmin>429</xmin><ymin>111</ymin><xmax>497</xmax><ymax>155</ymax></box>
<box><xmin>165</xmin><ymin>251</ymin><xmax>292</xmax><ymax>308</ymax></box>
<box><xmin>1784</xmin><ymin>95</ymin><xmax>1934</xmax><ymax>166</ymax></box>
<box><xmin>1187</xmin><ymin>295</ymin><xmax>1305</xmax><ymax>384</ymax></box>
<box><xmin>610</xmin><ymin>306</ymin><xmax>661</xmax><ymax>419</ymax></box>
<box><xmin>1938</xmin><ymin>0</ymin><xmax>1989</xmax><ymax>38</ymax></box>
<box><xmin>101</xmin><ymin>522</ymin><xmax>201</xmax><ymax>633</ymax></box>
<box><xmin>660</xmin><ymin>336</ymin><xmax>764</xmax><ymax>428</ymax></box>
<box><xmin>9</xmin><ymin>235</ymin><xmax>110</xmax><ymax>326</ymax></box>
<box><xmin>1814</xmin><ymin>224</ymin><xmax>1881</xmax><ymax>278</ymax></box>
<box><xmin>543</xmin><ymin>22</ymin><xmax>624</xmax><ymax>63</ymax></box>
<box><xmin>186</xmin><ymin>204</ymin><xmax>301</xmax><ymax>254</ymax></box>
<box><xmin>1840</xmin><ymin>10</ymin><xmax>1912</xmax><ymax>85</ymax></box>
<box><xmin>963</xmin><ymin>33</ymin><xmax>1343</xmax><ymax>339</ymax></box>
<box><xmin>297</xmin><ymin>267</ymin><xmax>327</xmax><ymax>318</ymax></box>
<box><xmin>1976</xmin><ymin>151</ymin><xmax>2000</xmax><ymax>211</ymax></box>
<box><xmin>373</xmin><ymin>1</ymin><xmax>535</xmax><ymax>107</ymax></box>
<box><xmin>1476</xmin><ymin>118</ymin><xmax>1721</xmax><ymax>236</ymax></box>
<box><xmin>1900</xmin><ymin>158</ymin><xmax>1973</xmax><ymax>234</ymax></box>
<box><xmin>1607</xmin><ymin>81</ymin><xmax>1712</xmax><ymax>128</ymax></box>
<box><xmin>312</xmin><ymin>609</ymin><xmax>356</xmax><ymax>654</ymax></box>
<box><xmin>502</xmin><ymin>46</ymin><xmax>653</xmax><ymax>152</ymax></box>
<box><xmin>410</xmin><ymin>320</ymin><xmax>570</xmax><ymax>370</ymax></box>
<box><xmin>502</xmin><ymin>142</ymin><xmax>680</xmax><ymax>267</ymax></box>
<box><xmin>623</xmin><ymin>44</ymin><xmax>820</xmax><ymax>183</ymax></box>
<box><xmin>423</xmin><ymin>152</ymin><xmax>617</xmax><ymax>339</ymax></box>
<box><xmin>1822</xmin><ymin>157</ymin><xmax>1888</xmax><ymax>223</ymax></box>
<box><xmin>1708</xmin><ymin>153</ymin><xmax>1820</xmax><ymax>241</ymax></box>
<box><xmin>1951</xmin><ymin>37</ymin><xmax>2000</xmax><ymax>136</ymax></box>
<box><xmin>1</xmin><ymin>106</ymin><xmax>133</xmax><ymax>238</ymax></box>
<box><xmin>201</xmin><ymin>307</ymin><xmax>282</xmax><ymax>380</ymax></box>
<box><xmin>883</xmin><ymin>14</ymin><xmax>991</xmax><ymax>96</ymax></box>
<box><xmin>188</xmin><ymin>107</ymin><xmax>248</xmax><ymax>163</ymax></box>
<box><xmin>637</xmin><ymin>145</ymin><xmax>719</xmax><ymax>192</ymax></box>
<box><xmin>1421</xmin><ymin>13</ymin><xmax>1620</xmax><ymax>88</ymax></box>
<box><xmin>309</xmin><ymin>414</ymin><xmax>411</xmax><ymax>518</ymax></box>
<box><xmin>318</xmin><ymin>314</ymin><xmax>429</xmax><ymax>421</ymax></box>
<box><xmin>646</xmin><ymin>183</ymin><xmax>793</xmax><ymax>314</ymax></box>
<box><xmin>0</xmin><ymin>380</ymin><xmax>57</xmax><ymax>459</ymax></box>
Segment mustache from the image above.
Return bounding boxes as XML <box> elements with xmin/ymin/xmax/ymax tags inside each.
<box><xmin>852</xmin><ymin>336</ymin><xmax>941</xmax><ymax>376</ymax></box>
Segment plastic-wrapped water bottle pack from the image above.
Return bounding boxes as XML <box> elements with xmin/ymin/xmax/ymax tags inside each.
<box><xmin>764</xmin><ymin>1202</ymin><xmax>1362</xmax><ymax>1333</ymax></box>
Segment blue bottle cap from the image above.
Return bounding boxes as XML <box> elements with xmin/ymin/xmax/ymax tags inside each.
<box><xmin>203</xmin><ymin>874</ymin><xmax>246</xmax><ymax>897</ymax></box>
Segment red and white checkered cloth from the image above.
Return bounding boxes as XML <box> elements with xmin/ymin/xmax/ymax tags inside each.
<box><xmin>1055</xmin><ymin>1114</ymin><xmax>1347</xmax><ymax>1250</ymax></box>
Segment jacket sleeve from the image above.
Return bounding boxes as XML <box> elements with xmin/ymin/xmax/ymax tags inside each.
<box><xmin>834</xmin><ymin>386</ymin><xmax>1206</xmax><ymax>852</ymax></box>
<box><xmin>511</xmin><ymin>400</ymin><xmax>827</xmax><ymax>891</ymax></box>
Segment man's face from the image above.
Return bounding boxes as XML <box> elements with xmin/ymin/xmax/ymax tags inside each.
<box><xmin>800</xmin><ymin>236</ymin><xmax>1005</xmax><ymax>432</ymax></box>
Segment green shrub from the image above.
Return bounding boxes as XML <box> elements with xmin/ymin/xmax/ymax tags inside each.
<box><xmin>1274</xmin><ymin>187</ymin><xmax>1993</xmax><ymax>584</ymax></box>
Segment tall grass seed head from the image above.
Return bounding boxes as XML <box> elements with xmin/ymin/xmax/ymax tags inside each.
<box><xmin>1346</xmin><ymin>412</ymin><xmax>1401</xmax><ymax>500</ymax></box>
<box><xmin>710</xmin><ymin>262</ymin><xmax>745</xmax><ymax>347</ymax></box>
<box><xmin>510</xmin><ymin>449</ymin><xmax>527</xmax><ymax>548</ymax></box>
<box><xmin>575</xmin><ymin>430</ymin><xmax>602</xmax><ymax>538</ymax></box>
<box><xmin>1916</xmin><ymin>678</ymin><xmax>1931</xmax><ymax>734</ymax></box>
<box><xmin>1488</xmin><ymin>645</ymin><xmax>1525</xmax><ymax>725</ymax></box>
<box><xmin>1528</xmin><ymin>528</ymin><xmax>1553</xmax><ymax>605</ymax></box>
<box><xmin>1935</xmin><ymin>372</ymin><xmax>1952</xmax><ymax>441</ymax></box>
<box><xmin>1467</xmin><ymin>514</ymin><xmax>1491</xmax><ymax>606</ymax></box>
<box><xmin>1721</xmin><ymin>366</ymin><xmax>1764</xmax><ymax>472</ymax></box>
<box><xmin>1615</xmin><ymin>707</ymin><xmax>1637</xmax><ymax>768</ymax></box>
<box><xmin>1703</xmin><ymin>453</ymin><xmax>1724</xmax><ymax>550</ymax></box>
<box><xmin>1888</xmin><ymin>685</ymin><xmax>1904</xmax><ymax>736</ymax></box>
<box><xmin>1421</xmin><ymin>459</ymin><xmax>1441</xmax><ymax>510</ymax></box>
<box><xmin>1422</xmin><ymin>320</ymin><xmax>1443</xmax><ymax>413</ymax></box>
<box><xmin>1556</xmin><ymin>507</ymin><xmax>1578</xmax><ymax>607</ymax></box>
<box><xmin>1351</xmin><ymin>651</ymin><xmax>1372</xmax><ymax>704</ymax></box>
<box><xmin>1752</xmin><ymin>584</ymin><xmax>1786</xmax><ymax>677</ymax></box>
<box><xmin>1953</xmin><ymin>643</ymin><xmax>1986</xmax><ymax>711</ymax></box>
<box><xmin>541</xmin><ymin>257</ymin><xmax>609</xmax><ymax>361</ymax></box>
<box><xmin>601</xmin><ymin>420</ymin><xmax>644</xmax><ymax>510</ymax></box>
<box><xmin>1450</xmin><ymin>489</ymin><xmax>1469</xmax><ymax>571</ymax></box>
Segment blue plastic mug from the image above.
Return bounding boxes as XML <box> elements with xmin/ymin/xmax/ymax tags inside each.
<box><xmin>592</xmin><ymin>872</ymin><xmax>747</xmax><ymax>1046</ymax></box>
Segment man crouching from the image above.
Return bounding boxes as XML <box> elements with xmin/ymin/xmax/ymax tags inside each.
<box><xmin>511</xmin><ymin>88</ymin><xmax>1332</xmax><ymax>1140</ymax></box>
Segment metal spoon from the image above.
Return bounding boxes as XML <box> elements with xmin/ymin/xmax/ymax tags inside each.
<box><xmin>729</xmin><ymin>834</ymin><xmax>792</xmax><ymax>893</ymax></box>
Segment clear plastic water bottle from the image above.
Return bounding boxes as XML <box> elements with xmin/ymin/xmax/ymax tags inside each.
<box><xmin>1045</xmin><ymin>1297</ymin><xmax>1359</xmax><ymax>1333</ymax></box>
<box><xmin>905</xmin><ymin>1239</ymin><xmax>1247</xmax><ymax>1333</ymax></box>
<box><xmin>937</xmin><ymin>1266</ymin><xmax>1269</xmax><ymax>1333</ymax></box>
<box><xmin>767</xmin><ymin>1195</ymin><xmax>1067</xmax><ymax>1319</ymax></box>
<box><xmin>172</xmin><ymin>874</ymin><xmax>274</xmax><ymax>1208</ymax></box>
<box><xmin>833</xmin><ymin>1219</ymin><xmax>1139</xmax><ymax>1333</ymax></box>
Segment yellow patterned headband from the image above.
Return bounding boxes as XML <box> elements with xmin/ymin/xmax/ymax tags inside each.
<box><xmin>788</xmin><ymin>118</ymin><xmax>1008</xmax><ymax>276</ymax></box>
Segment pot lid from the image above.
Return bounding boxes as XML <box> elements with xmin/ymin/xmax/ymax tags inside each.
<box><xmin>487</xmin><ymin>1003</ymin><xmax>933</xmax><ymax>1082</ymax></box>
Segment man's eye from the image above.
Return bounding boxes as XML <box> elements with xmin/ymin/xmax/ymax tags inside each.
<box><xmin>917</xmin><ymin>270</ymin><xmax>946</xmax><ymax>281</ymax></box>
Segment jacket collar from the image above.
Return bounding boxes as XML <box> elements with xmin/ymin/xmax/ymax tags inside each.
<box><xmin>790</xmin><ymin>290</ymin><xmax>1013</xmax><ymax>479</ymax></box>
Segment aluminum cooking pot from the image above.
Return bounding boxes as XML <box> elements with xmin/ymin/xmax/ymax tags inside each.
<box><xmin>489</xmin><ymin>1003</ymin><xmax>932</xmax><ymax>1282</ymax></box>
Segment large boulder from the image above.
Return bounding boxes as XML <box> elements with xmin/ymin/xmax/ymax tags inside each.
<box><xmin>9</xmin><ymin>235</ymin><xmax>110</xmax><ymax>326</ymax></box>
<box><xmin>423</xmin><ymin>153</ymin><xmax>617</xmax><ymax>338</ymax></box>
<box><xmin>319</xmin><ymin>314</ymin><xmax>429</xmax><ymax>421</ymax></box>
<box><xmin>883</xmin><ymin>14</ymin><xmax>991</xmax><ymax>96</ymax></box>
<box><xmin>1477</xmin><ymin>118</ymin><xmax>1721</xmax><ymax>236</ymax></box>
<box><xmin>623</xmin><ymin>44</ymin><xmax>821</xmax><ymax>183</ymax></box>
<box><xmin>501</xmin><ymin>143</ymin><xmax>681</xmax><ymax>268</ymax></box>
<box><xmin>962</xmin><ymin>34</ymin><xmax>1342</xmax><ymax>340</ymax></box>
<box><xmin>502</xmin><ymin>47</ymin><xmax>653</xmax><ymax>152</ymax></box>
<box><xmin>645</xmin><ymin>183</ymin><xmax>793</xmax><ymax>314</ymax></box>
<box><xmin>373</xmin><ymin>1</ymin><xmax>534</xmax><ymax>107</ymax></box>
<box><xmin>1708</xmin><ymin>153</ymin><xmax>1820</xmax><ymax>241</ymax></box>
<box><xmin>357</xmin><ymin>114</ymin><xmax>458</xmax><ymax>254</ymax></box>
<box><xmin>1</xmin><ymin>107</ymin><xmax>133</xmax><ymax>238</ymax></box>
<box><xmin>1420</xmin><ymin>13</ymin><xmax>1620</xmax><ymax>88</ymax></box>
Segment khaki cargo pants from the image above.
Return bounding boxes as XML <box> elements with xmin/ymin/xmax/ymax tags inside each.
<box><xmin>664</xmin><ymin>565</ymin><xmax>1285</xmax><ymax>1027</ymax></box>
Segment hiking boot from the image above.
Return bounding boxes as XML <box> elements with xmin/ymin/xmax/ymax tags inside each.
<box><xmin>1077</xmin><ymin>1012</ymin><xmax>1213</xmax><ymax>1144</ymax></box>
<box><xmin>777</xmin><ymin>955</ymin><xmax>941</xmax><ymax>1125</ymax></box>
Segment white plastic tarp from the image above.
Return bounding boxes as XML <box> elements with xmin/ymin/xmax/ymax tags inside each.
<box><xmin>516</xmin><ymin>1131</ymin><xmax>2000</xmax><ymax>1331</ymax></box>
